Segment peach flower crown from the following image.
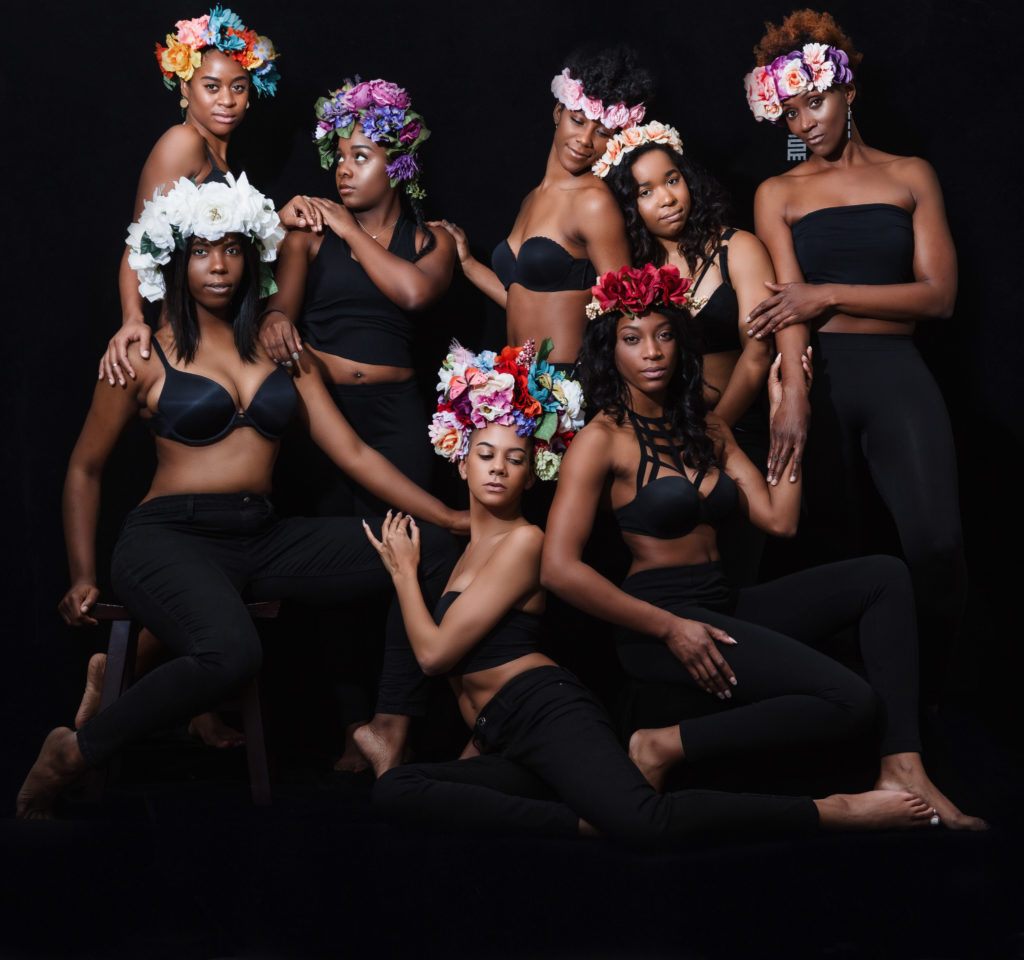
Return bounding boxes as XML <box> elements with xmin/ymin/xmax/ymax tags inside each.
<box><xmin>591</xmin><ymin>121</ymin><xmax>683</xmax><ymax>179</ymax></box>
<box><xmin>551</xmin><ymin>68</ymin><xmax>646</xmax><ymax>131</ymax></box>
<box><xmin>586</xmin><ymin>264</ymin><xmax>693</xmax><ymax>321</ymax></box>
<box><xmin>744</xmin><ymin>43</ymin><xmax>853</xmax><ymax>124</ymax></box>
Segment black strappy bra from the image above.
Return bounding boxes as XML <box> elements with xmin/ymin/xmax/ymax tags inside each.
<box><xmin>491</xmin><ymin>237</ymin><xmax>597</xmax><ymax>292</ymax></box>
<box><xmin>614</xmin><ymin>411</ymin><xmax>737</xmax><ymax>540</ymax></box>
<box><xmin>148</xmin><ymin>339</ymin><xmax>296</xmax><ymax>446</ymax></box>
<box><xmin>433</xmin><ymin>591</ymin><xmax>542</xmax><ymax>677</ymax></box>
<box><xmin>202</xmin><ymin>141</ymin><xmax>231</xmax><ymax>185</ymax></box>
<box><xmin>689</xmin><ymin>228</ymin><xmax>740</xmax><ymax>355</ymax></box>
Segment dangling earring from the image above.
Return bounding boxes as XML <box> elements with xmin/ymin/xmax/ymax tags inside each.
<box><xmin>846</xmin><ymin>105</ymin><xmax>852</xmax><ymax>139</ymax></box>
<box><xmin>180</xmin><ymin>97</ymin><xmax>189</xmax><ymax>110</ymax></box>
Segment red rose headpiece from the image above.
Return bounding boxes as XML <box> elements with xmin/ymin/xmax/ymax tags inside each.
<box><xmin>585</xmin><ymin>264</ymin><xmax>693</xmax><ymax>321</ymax></box>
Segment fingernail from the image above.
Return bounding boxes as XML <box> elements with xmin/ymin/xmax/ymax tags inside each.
<box><xmin>292</xmin><ymin>352</ymin><xmax>299</xmax><ymax>361</ymax></box>
<box><xmin>730</xmin><ymin>677</ymin><xmax>737</xmax><ymax>685</ymax></box>
<box><xmin>723</xmin><ymin>691</ymin><xmax>731</xmax><ymax>699</ymax></box>
<box><xmin>716</xmin><ymin>692</ymin><xmax>725</xmax><ymax>700</ymax></box>
<box><xmin>142</xmin><ymin>350</ymin><xmax>149</xmax><ymax>357</ymax></box>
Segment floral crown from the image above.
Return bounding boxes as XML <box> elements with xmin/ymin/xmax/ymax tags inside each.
<box><xmin>430</xmin><ymin>339</ymin><xmax>585</xmax><ymax>481</ymax></box>
<box><xmin>155</xmin><ymin>7</ymin><xmax>280</xmax><ymax>98</ymax></box>
<box><xmin>314</xmin><ymin>79</ymin><xmax>431</xmax><ymax>200</ymax></box>
<box><xmin>586</xmin><ymin>264</ymin><xmax>694</xmax><ymax>321</ymax></box>
<box><xmin>744</xmin><ymin>43</ymin><xmax>853</xmax><ymax>123</ymax></box>
<box><xmin>126</xmin><ymin>173</ymin><xmax>285</xmax><ymax>302</ymax></box>
<box><xmin>591</xmin><ymin>120</ymin><xmax>683</xmax><ymax>179</ymax></box>
<box><xmin>551</xmin><ymin>68</ymin><xmax>646</xmax><ymax>130</ymax></box>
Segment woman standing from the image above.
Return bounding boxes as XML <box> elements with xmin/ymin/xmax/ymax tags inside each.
<box><xmin>744</xmin><ymin>10</ymin><xmax>965</xmax><ymax>697</ymax></box>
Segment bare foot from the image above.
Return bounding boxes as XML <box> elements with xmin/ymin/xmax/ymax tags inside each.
<box><xmin>876</xmin><ymin>752</ymin><xmax>988</xmax><ymax>831</ymax></box>
<box><xmin>333</xmin><ymin>722</ymin><xmax>369</xmax><ymax>773</ymax></box>
<box><xmin>75</xmin><ymin>653</ymin><xmax>107</xmax><ymax>729</ymax></box>
<box><xmin>628</xmin><ymin>727</ymin><xmax>685</xmax><ymax>793</ymax></box>
<box><xmin>16</xmin><ymin>727</ymin><xmax>88</xmax><ymax>820</ymax></box>
<box><xmin>188</xmin><ymin>712</ymin><xmax>245</xmax><ymax>748</ymax></box>
<box><xmin>352</xmin><ymin>714</ymin><xmax>411</xmax><ymax>778</ymax></box>
<box><xmin>815</xmin><ymin>790</ymin><xmax>934</xmax><ymax>831</ymax></box>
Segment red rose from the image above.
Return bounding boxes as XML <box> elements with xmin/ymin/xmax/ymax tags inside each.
<box><xmin>658</xmin><ymin>265</ymin><xmax>693</xmax><ymax>308</ymax></box>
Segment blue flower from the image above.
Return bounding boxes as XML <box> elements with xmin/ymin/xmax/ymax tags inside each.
<box><xmin>251</xmin><ymin>63</ymin><xmax>279</xmax><ymax>98</ymax></box>
<box><xmin>513</xmin><ymin>410</ymin><xmax>537</xmax><ymax>437</ymax></box>
<box><xmin>529</xmin><ymin>361</ymin><xmax>560</xmax><ymax>412</ymax></box>
<box><xmin>209</xmin><ymin>6</ymin><xmax>246</xmax><ymax>50</ymax></box>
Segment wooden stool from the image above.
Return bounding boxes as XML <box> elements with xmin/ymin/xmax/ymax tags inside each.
<box><xmin>89</xmin><ymin>600</ymin><xmax>279</xmax><ymax>805</ymax></box>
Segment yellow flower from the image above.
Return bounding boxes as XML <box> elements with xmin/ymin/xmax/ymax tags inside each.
<box><xmin>160</xmin><ymin>35</ymin><xmax>202</xmax><ymax>82</ymax></box>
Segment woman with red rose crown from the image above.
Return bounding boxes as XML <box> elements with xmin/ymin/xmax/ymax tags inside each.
<box><xmin>541</xmin><ymin>264</ymin><xmax>984</xmax><ymax>831</ymax></box>
<box><xmin>366</xmin><ymin>339</ymin><xmax>944</xmax><ymax>841</ymax></box>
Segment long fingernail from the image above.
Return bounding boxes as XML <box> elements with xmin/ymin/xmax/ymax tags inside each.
<box><xmin>729</xmin><ymin>677</ymin><xmax>737</xmax><ymax>685</ymax></box>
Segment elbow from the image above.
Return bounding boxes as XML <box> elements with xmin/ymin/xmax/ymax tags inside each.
<box><xmin>540</xmin><ymin>556</ymin><xmax>566</xmax><ymax>595</ymax></box>
<box><xmin>770</xmin><ymin>518</ymin><xmax>800</xmax><ymax>539</ymax></box>
<box><xmin>416</xmin><ymin>654</ymin><xmax>449</xmax><ymax>677</ymax></box>
<box><xmin>397</xmin><ymin>287</ymin><xmax>436</xmax><ymax>313</ymax></box>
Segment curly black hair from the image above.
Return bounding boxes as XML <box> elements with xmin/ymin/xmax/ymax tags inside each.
<box><xmin>162</xmin><ymin>236</ymin><xmax>264</xmax><ymax>365</ymax></box>
<box><xmin>560</xmin><ymin>46</ymin><xmax>656</xmax><ymax>109</ymax></box>
<box><xmin>605</xmin><ymin>142</ymin><xmax>731</xmax><ymax>274</ymax></box>
<box><xmin>578</xmin><ymin>304</ymin><xmax>717</xmax><ymax>471</ymax></box>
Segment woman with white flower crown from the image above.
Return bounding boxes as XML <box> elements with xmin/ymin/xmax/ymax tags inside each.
<box><xmin>16</xmin><ymin>176</ymin><xmax>464</xmax><ymax>819</ymax></box>
<box><xmin>744</xmin><ymin>10</ymin><xmax>965</xmax><ymax>701</ymax></box>
<box><xmin>367</xmin><ymin>339</ymin><xmax>945</xmax><ymax>840</ymax></box>
<box><xmin>432</xmin><ymin>47</ymin><xmax>653</xmax><ymax>369</ymax></box>
<box><xmin>98</xmin><ymin>7</ymin><xmax>320</xmax><ymax>389</ymax></box>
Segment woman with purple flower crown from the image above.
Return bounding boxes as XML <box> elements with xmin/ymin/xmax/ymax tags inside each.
<box><xmin>744</xmin><ymin>10</ymin><xmax>966</xmax><ymax>700</ymax></box>
<box><xmin>99</xmin><ymin>7</ymin><xmax>319</xmax><ymax>388</ymax></box>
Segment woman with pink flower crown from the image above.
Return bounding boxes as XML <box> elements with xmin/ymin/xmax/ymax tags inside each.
<box><xmin>743</xmin><ymin>10</ymin><xmax>965</xmax><ymax>701</ymax></box>
<box><xmin>98</xmin><ymin>7</ymin><xmax>320</xmax><ymax>390</ymax></box>
<box><xmin>433</xmin><ymin>47</ymin><xmax>653</xmax><ymax>370</ymax></box>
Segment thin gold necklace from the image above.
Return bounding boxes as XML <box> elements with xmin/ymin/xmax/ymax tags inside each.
<box><xmin>355</xmin><ymin>213</ymin><xmax>400</xmax><ymax>241</ymax></box>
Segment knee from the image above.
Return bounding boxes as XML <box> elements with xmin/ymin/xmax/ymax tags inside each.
<box><xmin>194</xmin><ymin>625</ymin><xmax>263</xmax><ymax>691</ymax></box>
<box><xmin>840</xmin><ymin>679</ymin><xmax>878</xmax><ymax>739</ymax></box>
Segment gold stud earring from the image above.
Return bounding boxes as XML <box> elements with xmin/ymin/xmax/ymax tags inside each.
<box><xmin>180</xmin><ymin>97</ymin><xmax>189</xmax><ymax>110</ymax></box>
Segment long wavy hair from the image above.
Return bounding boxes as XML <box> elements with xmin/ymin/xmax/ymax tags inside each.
<box><xmin>579</xmin><ymin>305</ymin><xmax>717</xmax><ymax>471</ymax></box>
<box><xmin>606</xmin><ymin>143</ymin><xmax>731</xmax><ymax>275</ymax></box>
<box><xmin>162</xmin><ymin>234</ymin><xmax>263</xmax><ymax>364</ymax></box>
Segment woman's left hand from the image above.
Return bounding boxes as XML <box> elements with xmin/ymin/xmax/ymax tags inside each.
<box><xmin>767</xmin><ymin>347</ymin><xmax>813</xmax><ymax>409</ymax></box>
<box><xmin>363</xmin><ymin>511</ymin><xmax>421</xmax><ymax>578</ymax></box>
<box><xmin>278</xmin><ymin>195</ymin><xmax>324</xmax><ymax>234</ymax></box>
<box><xmin>306</xmin><ymin>196</ymin><xmax>358</xmax><ymax>239</ymax></box>
<box><xmin>747</xmin><ymin>281</ymin><xmax>829</xmax><ymax>339</ymax></box>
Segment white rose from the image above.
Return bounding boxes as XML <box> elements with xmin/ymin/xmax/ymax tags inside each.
<box><xmin>558</xmin><ymin>378</ymin><xmax>585</xmax><ymax>433</ymax></box>
<box><xmin>160</xmin><ymin>177</ymin><xmax>200</xmax><ymax>230</ymax></box>
<box><xmin>136</xmin><ymin>266</ymin><xmax>166</xmax><ymax>302</ymax></box>
<box><xmin>192</xmin><ymin>181</ymin><xmax>244</xmax><ymax>240</ymax></box>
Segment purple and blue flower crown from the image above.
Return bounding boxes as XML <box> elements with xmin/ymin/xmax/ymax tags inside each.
<box><xmin>744</xmin><ymin>43</ymin><xmax>853</xmax><ymax>123</ymax></box>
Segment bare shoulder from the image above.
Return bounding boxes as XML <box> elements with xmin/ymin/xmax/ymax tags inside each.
<box><xmin>889</xmin><ymin>155</ymin><xmax>942</xmax><ymax>195</ymax></box>
<box><xmin>147</xmin><ymin>124</ymin><xmax>207</xmax><ymax>166</ymax></box>
<box><xmin>574</xmin><ymin>179</ymin><xmax>620</xmax><ymax>218</ymax></box>
<box><xmin>754</xmin><ymin>173</ymin><xmax>797</xmax><ymax>211</ymax></box>
<box><xmin>723</xmin><ymin>227</ymin><xmax>767</xmax><ymax>256</ymax></box>
<box><xmin>417</xmin><ymin>222</ymin><xmax>456</xmax><ymax>258</ymax></box>
<box><xmin>501</xmin><ymin>522</ymin><xmax>545</xmax><ymax>556</ymax></box>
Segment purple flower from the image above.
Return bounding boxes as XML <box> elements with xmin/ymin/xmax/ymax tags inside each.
<box><xmin>367</xmin><ymin>79</ymin><xmax>410</xmax><ymax>109</ymax></box>
<box><xmin>386</xmin><ymin>154</ymin><xmax>420</xmax><ymax>182</ymax></box>
<box><xmin>513</xmin><ymin>410</ymin><xmax>537</xmax><ymax>437</ymax></box>
<box><xmin>831</xmin><ymin>48</ymin><xmax>853</xmax><ymax>84</ymax></box>
<box><xmin>399</xmin><ymin>120</ymin><xmax>422</xmax><ymax>144</ymax></box>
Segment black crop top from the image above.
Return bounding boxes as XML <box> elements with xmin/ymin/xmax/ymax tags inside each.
<box><xmin>300</xmin><ymin>217</ymin><xmax>419</xmax><ymax>367</ymax></box>
<box><xmin>148</xmin><ymin>340</ymin><xmax>296</xmax><ymax>446</ymax></box>
<box><xmin>614</xmin><ymin>410</ymin><xmax>737</xmax><ymax>539</ymax></box>
<box><xmin>689</xmin><ymin>229</ymin><xmax>740</xmax><ymax>355</ymax></box>
<box><xmin>433</xmin><ymin>591</ymin><xmax>542</xmax><ymax>677</ymax></box>
<box><xmin>792</xmin><ymin>204</ymin><xmax>915</xmax><ymax>286</ymax></box>
<box><xmin>491</xmin><ymin>237</ymin><xmax>597</xmax><ymax>292</ymax></box>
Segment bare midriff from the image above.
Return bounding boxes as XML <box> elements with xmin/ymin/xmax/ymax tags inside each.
<box><xmin>506</xmin><ymin>287</ymin><xmax>591</xmax><ymax>364</ymax></box>
<box><xmin>450</xmin><ymin>652</ymin><xmax>558</xmax><ymax>729</ymax></box>
<box><xmin>312</xmin><ymin>346</ymin><xmax>415</xmax><ymax>386</ymax></box>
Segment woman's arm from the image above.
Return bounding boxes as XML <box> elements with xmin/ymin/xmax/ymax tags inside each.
<box><xmin>367</xmin><ymin>516</ymin><xmax>543</xmax><ymax>675</ymax></box>
<box><xmin>429</xmin><ymin>219</ymin><xmax>508</xmax><ymax>308</ymax></box>
<box><xmin>258</xmin><ymin>229</ymin><xmax>317</xmax><ymax>364</ymax></box>
<box><xmin>292</xmin><ymin>353</ymin><xmax>467</xmax><ymax>534</ymax></box>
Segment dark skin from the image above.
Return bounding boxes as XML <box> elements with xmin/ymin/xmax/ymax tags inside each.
<box><xmin>259</xmin><ymin>123</ymin><xmax>455</xmax><ymax>384</ymax></box>
<box><xmin>751</xmin><ymin>83</ymin><xmax>958</xmax><ymax>481</ymax></box>
<box><xmin>434</xmin><ymin>103</ymin><xmax>631</xmax><ymax>364</ymax></box>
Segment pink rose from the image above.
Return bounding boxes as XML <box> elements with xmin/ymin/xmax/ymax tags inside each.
<box><xmin>604</xmin><ymin>140</ymin><xmax>623</xmax><ymax>165</ymax></box>
<box><xmin>368</xmin><ymin>79</ymin><xmax>410</xmax><ymax>108</ymax></box>
<box><xmin>810</xmin><ymin>59</ymin><xmax>836</xmax><ymax>91</ymax></box>
<box><xmin>343</xmin><ymin>82</ymin><xmax>375</xmax><ymax>110</ymax></box>
<box><xmin>745</xmin><ymin>67</ymin><xmax>782</xmax><ymax>122</ymax></box>
<box><xmin>591</xmin><ymin>159</ymin><xmax>610</xmax><ymax>178</ymax></box>
<box><xmin>620</xmin><ymin>126</ymin><xmax>645</xmax><ymax>148</ymax></box>
<box><xmin>645</xmin><ymin>120</ymin><xmax>670</xmax><ymax>143</ymax></box>
<box><xmin>175</xmin><ymin>15</ymin><xmax>209</xmax><ymax>48</ymax></box>
<box><xmin>801</xmin><ymin>43</ymin><xmax>830</xmax><ymax>72</ymax></box>
<box><xmin>773</xmin><ymin>56</ymin><xmax>811</xmax><ymax>99</ymax></box>
<box><xmin>582</xmin><ymin>97</ymin><xmax>604</xmax><ymax>121</ymax></box>
<box><xmin>627</xmin><ymin>104</ymin><xmax>646</xmax><ymax>126</ymax></box>
<box><xmin>602</xmin><ymin>102</ymin><xmax>629</xmax><ymax>130</ymax></box>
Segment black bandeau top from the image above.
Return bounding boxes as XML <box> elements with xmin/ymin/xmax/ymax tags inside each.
<box><xmin>491</xmin><ymin>237</ymin><xmax>597</xmax><ymax>292</ymax></box>
<box><xmin>792</xmin><ymin>204</ymin><xmax>915</xmax><ymax>286</ymax></box>
<box><xmin>148</xmin><ymin>339</ymin><xmax>296</xmax><ymax>446</ymax></box>
<box><xmin>433</xmin><ymin>591</ymin><xmax>542</xmax><ymax>677</ymax></box>
<box><xmin>614</xmin><ymin>410</ymin><xmax>737</xmax><ymax>540</ymax></box>
<box><xmin>300</xmin><ymin>216</ymin><xmax>419</xmax><ymax>368</ymax></box>
<box><xmin>690</xmin><ymin>228</ymin><xmax>739</xmax><ymax>355</ymax></box>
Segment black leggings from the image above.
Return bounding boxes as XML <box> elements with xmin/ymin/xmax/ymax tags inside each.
<box><xmin>374</xmin><ymin>666</ymin><xmax>818</xmax><ymax>843</ymax></box>
<box><xmin>76</xmin><ymin>494</ymin><xmax>455</xmax><ymax>767</ymax></box>
<box><xmin>804</xmin><ymin>333</ymin><xmax>966</xmax><ymax>697</ymax></box>
<box><xmin>617</xmin><ymin>556</ymin><xmax>920</xmax><ymax>759</ymax></box>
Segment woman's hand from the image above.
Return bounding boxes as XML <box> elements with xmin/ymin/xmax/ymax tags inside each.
<box><xmin>747</xmin><ymin>281</ymin><xmax>830</xmax><ymax>339</ymax></box>
<box><xmin>363</xmin><ymin>511</ymin><xmax>421</xmax><ymax>579</ymax></box>
<box><xmin>258</xmin><ymin>309</ymin><xmax>302</xmax><ymax>367</ymax></box>
<box><xmin>306</xmin><ymin>196</ymin><xmax>358</xmax><ymax>240</ymax></box>
<box><xmin>766</xmin><ymin>347</ymin><xmax>813</xmax><ymax>485</ymax></box>
<box><xmin>664</xmin><ymin>617</ymin><xmax>738</xmax><ymax>698</ymax></box>
<box><xmin>99</xmin><ymin>321</ymin><xmax>151</xmax><ymax>387</ymax></box>
<box><xmin>58</xmin><ymin>582</ymin><xmax>100</xmax><ymax>627</ymax></box>
<box><xmin>428</xmin><ymin>220</ymin><xmax>471</xmax><ymax>264</ymax></box>
<box><xmin>278</xmin><ymin>195</ymin><xmax>324</xmax><ymax>234</ymax></box>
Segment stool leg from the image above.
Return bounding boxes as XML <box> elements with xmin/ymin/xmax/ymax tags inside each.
<box><xmin>241</xmin><ymin>679</ymin><xmax>271</xmax><ymax>805</ymax></box>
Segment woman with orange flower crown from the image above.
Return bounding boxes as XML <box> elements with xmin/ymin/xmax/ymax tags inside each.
<box><xmin>743</xmin><ymin>10</ymin><xmax>966</xmax><ymax>701</ymax></box>
<box><xmin>432</xmin><ymin>48</ymin><xmax>653</xmax><ymax>370</ymax></box>
<box><xmin>540</xmin><ymin>264</ymin><xmax>984</xmax><ymax>830</ymax></box>
<box><xmin>99</xmin><ymin>7</ymin><xmax>319</xmax><ymax>389</ymax></box>
<box><xmin>367</xmin><ymin>337</ymin><xmax>948</xmax><ymax>840</ymax></box>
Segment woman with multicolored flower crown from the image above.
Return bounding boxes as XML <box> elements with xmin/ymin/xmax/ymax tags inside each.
<box><xmin>540</xmin><ymin>264</ymin><xmax>984</xmax><ymax>831</ymax></box>
<box><xmin>258</xmin><ymin>78</ymin><xmax>455</xmax><ymax>516</ymax></box>
<box><xmin>98</xmin><ymin>7</ymin><xmax>320</xmax><ymax>388</ymax></box>
<box><xmin>16</xmin><ymin>176</ymin><xmax>465</xmax><ymax>819</ymax></box>
<box><xmin>364</xmin><ymin>339</ymin><xmax>946</xmax><ymax>839</ymax></box>
<box><xmin>744</xmin><ymin>10</ymin><xmax>965</xmax><ymax>701</ymax></box>
<box><xmin>433</xmin><ymin>48</ymin><xmax>653</xmax><ymax>368</ymax></box>
<box><xmin>599</xmin><ymin>121</ymin><xmax>779</xmax><ymax>584</ymax></box>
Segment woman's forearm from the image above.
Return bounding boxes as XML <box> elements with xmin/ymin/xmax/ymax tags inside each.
<box><xmin>118</xmin><ymin>247</ymin><xmax>146</xmax><ymax>327</ymax></box>
<box><xmin>63</xmin><ymin>464</ymin><xmax>101</xmax><ymax>585</ymax></box>
<box><xmin>460</xmin><ymin>257</ymin><xmax>508</xmax><ymax>308</ymax></box>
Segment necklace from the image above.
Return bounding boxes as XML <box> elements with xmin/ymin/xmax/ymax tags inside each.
<box><xmin>354</xmin><ymin>213</ymin><xmax>400</xmax><ymax>241</ymax></box>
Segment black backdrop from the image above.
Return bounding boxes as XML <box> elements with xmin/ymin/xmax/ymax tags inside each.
<box><xmin>3</xmin><ymin>0</ymin><xmax>1022</xmax><ymax>785</ymax></box>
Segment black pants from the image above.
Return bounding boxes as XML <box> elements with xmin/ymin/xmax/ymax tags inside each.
<box><xmin>617</xmin><ymin>556</ymin><xmax>920</xmax><ymax>760</ymax></box>
<box><xmin>374</xmin><ymin>666</ymin><xmax>818</xmax><ymax>842</ymax></box>
<box><xmin>76</xmin><ymin>494</ymin><xmax>455</xmax><ymax>767</ymax></box>
<box><xmin>804</xmin><ymin>333</ymin><xmax>966</xmax><ymax>698</ymax></box>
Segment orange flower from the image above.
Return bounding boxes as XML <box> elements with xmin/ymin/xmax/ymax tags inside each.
<box><xmin>159</xmin><ymin>35</ymin><xmax>201</xmax><ymax>82</ymax></box>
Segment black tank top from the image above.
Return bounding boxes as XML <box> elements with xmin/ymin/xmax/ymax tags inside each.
<box><xmin>689</xmin><ymin>229</ymin><xmax>739</xmax><ymax>355</ymax></box>
<box><xmin>300</xmin><ymin>217</ymin><xmax>419</xmax><ymax>367</ymax></box>
<box><xmin>433</xmin><ymin>591</ymin><xmax>542</xmax><ymax>676</ymax></box>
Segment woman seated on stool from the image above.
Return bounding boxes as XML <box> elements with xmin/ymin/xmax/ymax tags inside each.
<box><xmin>17</xmin><ymin>175</ymin><xmax>463</xmax><ymax>819</ymax></box>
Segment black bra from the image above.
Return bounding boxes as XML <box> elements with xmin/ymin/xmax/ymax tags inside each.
<box><xmin>148</xmin><ymin>339</ymin><xmax>296</xmax><ymax>446</ymax></box>
<box><xmin>614</xmin><ymin>411</ymin><xmax>737</xmax><ymax>540</ymax></box>
<box><xmin>434</xmin><ymin>591</ymin><xmax>542</xmax><ymax>676</ymax></box>
<box><xmin>689</xmin><ymin>228</ymin><xmax>740</xmax><ymax>355</ymax></box>
<box><xmin>491</xmin><ymin>237</ymin><xmax>597</xmax><ymax>292</ymax></box>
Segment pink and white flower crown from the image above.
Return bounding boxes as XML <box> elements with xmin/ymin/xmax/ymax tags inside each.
<box><xmin>551</xmin><ymin>68</ymin><xmax>646</xmax><ymax>131</ymax></box>
<box><xmin>744</xmin><ymin>43</ymin><xmax>853</xmax><ymax>123</ymax></box>
<box><xmin>591</xmin><ymin>120</ymin><xmax>683</xmax><ymax>179</ymax></box>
